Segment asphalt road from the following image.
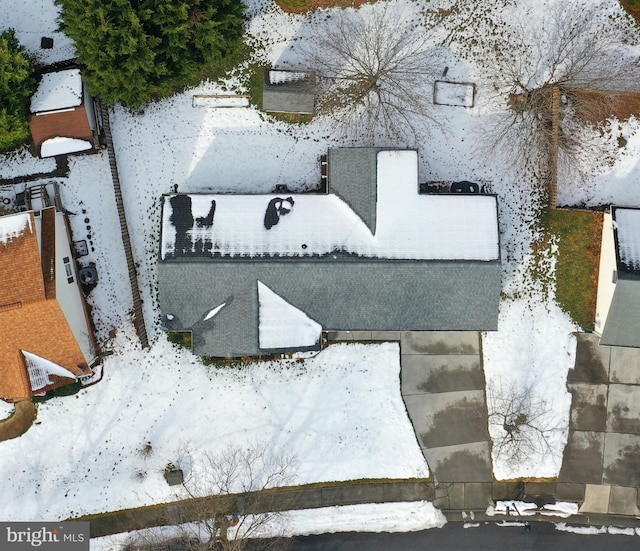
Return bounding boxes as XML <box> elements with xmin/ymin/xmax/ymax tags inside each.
<box><xmin>285</xmin><ymin>522</ymin><xmax>639</xmax><ymax>550</ymax></box>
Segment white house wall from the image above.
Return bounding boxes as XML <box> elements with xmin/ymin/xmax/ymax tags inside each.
<box><xmin>594</xmin><ymin>211</ymin><xmax>617</xmax><ymax>336</ymax></box>
<box><xmin>35</xmin><ymin>211</ymin><xmax>96</xmax><ymax>364</ymax></box>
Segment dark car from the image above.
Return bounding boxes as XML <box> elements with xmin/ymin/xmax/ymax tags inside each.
<box><xmin>451</xmin><ymin>180</ymin><xmax>480</xmax><ymax>193</ymax></box>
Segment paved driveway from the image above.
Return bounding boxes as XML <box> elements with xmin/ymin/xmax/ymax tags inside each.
<box><xmin>558</xmin><ymin>333</ymin><xmax>640</xmax><ymax>515</ymax></box>
<box><xmin>326</xmin><ymin>330</ymin><xmax>493</xmax><ymax>483</ymax></box>
<box><xmin>400</xmin><ymin>332</ymin><xmax>492</xmax><ymax>483</ymax></box>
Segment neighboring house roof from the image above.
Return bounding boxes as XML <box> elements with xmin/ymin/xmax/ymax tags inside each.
<box><xmin>158</xmin><ymin>149</ymin><xmax>501</xmax><ymax>358</ymax></box>
<box><xmin>600</xmin><ymin>206</ymin><xmax>640</xmax><ymax>347</ymax></box>
<box><xmin>29</xmin><ymin>68</ymin><xmax>96</xmax><ymax>158</ymax></box>
<box><xmin>30</xmin><ymin>68</ymin><xmax>83</xmax><ymax>114</ymax></box>
<box><xmin>262</xmin><ymin>69</ymin><xmax>316</xmax><ymax>115</ymax></box>
<box><xmin>0</xmin><ymin>211</ymin><xmax>91</xmax><ymax>399</ymax></box>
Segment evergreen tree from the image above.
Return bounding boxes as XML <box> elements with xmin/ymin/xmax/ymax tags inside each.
<box><xmin>0</xmin><ymin>29</ymin><xmax>35</xmax><ymax>151</ymax></box>
<box><xmin>56</xmin><ymin>0</ymin><xmax>246</xmax><ymax>107</ymax></box>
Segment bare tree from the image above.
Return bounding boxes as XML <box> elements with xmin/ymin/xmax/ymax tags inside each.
<box><xmin>125</xmin><ymin>442</ymin><xmax>297</xmax><ymax>551</ymax></box>
<box><xmin>303</xmin><ymin>3</ymin><xmax>445</xmax><ymax>142</ymax></box>
<box><xmin>487</xmin><ymin>383</ymin><xmax>562</xmax><ymax>466</ymax></box>
<box><xmin>477</xmin><ymin>2</ymin><xmax>639</xmax><ymax>169</ymax></box>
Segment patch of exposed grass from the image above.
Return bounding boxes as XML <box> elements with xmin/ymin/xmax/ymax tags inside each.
<box><xmin>275</xmin><ymin>0</ymin><xmax>371</xmax><ymax>13</ymax></box>
<box><xmin>544</xmin><ymin>209</ymin><xmax>603</xmax><ymax>330</ymax></box>
<box><xmin>244</xmin><ymin>64</ymin><xmax>264</xmax><ymax>111</ymax></box>
<box><xmin>271</xmin><ymin>112</ymin><xmax>314</xmax><ymax>124</ymax></box>
<box><xmin>621</xmin><ymin>0</ymin><xmax>640</xmax><ymax>24</ymax></box>
<box><xmin>167</xmin><ymin>331</ymin><xmax>192</xmax><ymax>351</ymax></box>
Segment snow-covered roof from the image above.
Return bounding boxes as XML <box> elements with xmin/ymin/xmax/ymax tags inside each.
<box><xmin>30</xmin><ymin>68</ymin><xmax>83</xmax><ymax>113</ymax></box>
<box><xmin>613</xmin><ymin>207</ymin><xmax>640</xmax><ymax>272</ymax></box>
<box><xmin>159</xmin><ymin>150</ymin><xmax>501</xmax><ymax>357</ymax></box>
<box><xmin>0</xmin><ymin>211</ymin><xmax>32</xmax><ymax>244</ymax></box>
<box><xmin>40</xmin><ymin>137</ymin><xmax>92</xmax><ymax>158</ymax></box>
<box><xmin>22</xmin><ymin>350</ymin><xmax>77</xmax><ymax>392</ymax></box>
<box><xmin>258</xmin><ymin>281</ymin><xmax>322</xmax><ymax>350</ymax></box>
<box><xmin>268</xmin><ymin>70</ymin><xmax>314</xmax><ymax>85</ymax></box>
<box><xmin>161</xmin><ymin>150</ymin><xmax>499</xmax><ymax>261</ymax></box>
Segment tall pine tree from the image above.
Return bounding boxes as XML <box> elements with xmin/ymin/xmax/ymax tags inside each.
<box><xmin>0</xmin><ymin>30</ymin><xmax>35</xmax><ymax>151</ymax></box>
<box><xmin>56</xmin><ymin>0</ymin><xmax>246</xmax><ymax>106</ymax></box>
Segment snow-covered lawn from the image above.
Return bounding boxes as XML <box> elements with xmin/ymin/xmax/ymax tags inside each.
<box><xmin>0</xmin><ymin>146</ymin><xmax>56</xmax><ymax>179</ymax></box>
<box><xmin>0</xmin><ymin>337</ymin><xmax>427</xmax><ymax>521</ymax></box>
<box><xmin>2</xmin><ymin>0</ymin><xmax>640</xmax><ymax>531</ymax></box>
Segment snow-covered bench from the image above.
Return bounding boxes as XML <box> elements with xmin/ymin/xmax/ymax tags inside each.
<box><xmin>192</xmin><ymin>95</ymin><xmax>250</xmax><ymax>108</ymax></box>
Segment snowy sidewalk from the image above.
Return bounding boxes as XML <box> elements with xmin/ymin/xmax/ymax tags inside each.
<box><xmin>84</xmin><ymin>477</ymin><xmax>640</xmax><ymax>539</ymax></box>
<box><xmin>83</xmin><ymin>479</ymin><xmax>435</xmax><ymax>537</ymax></box>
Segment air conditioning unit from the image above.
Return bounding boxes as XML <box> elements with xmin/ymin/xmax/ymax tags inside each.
<box><xmin>79</xmin><ymin>265</ymin><xmax>98</xmax><ymax>285</ymax></box>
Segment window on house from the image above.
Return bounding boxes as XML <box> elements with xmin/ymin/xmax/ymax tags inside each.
<box><xmin>64</xmin><ymin>258</ymin><xmax>74</xmax><ymax>284</ymax></box>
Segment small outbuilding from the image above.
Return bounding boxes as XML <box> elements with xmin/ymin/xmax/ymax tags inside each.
<box><xmin>29</xmin><ymin>67</ymin><xmax>100</xmax><ymax>158</ymax></box>
<box><xmin>262</xmin><ymin>69</ymin><xmax>316</xmax><ymax>115</ymax></box>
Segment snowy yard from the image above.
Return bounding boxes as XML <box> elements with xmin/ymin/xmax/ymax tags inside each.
<box><xmin>2</xmin><ymin>0</ymin><xmax>640</xmax><ymax>535</ymax></box>
<box><xmin>0</xmin><ymin>336</ymin><xmax>428</xmax><ymax>521</ymax></box>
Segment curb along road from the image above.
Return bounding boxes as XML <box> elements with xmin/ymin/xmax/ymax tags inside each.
<box><xmin>77</xmin><ymin>479</ymin><xmax>640</xmax><ymax>538</ymax></box>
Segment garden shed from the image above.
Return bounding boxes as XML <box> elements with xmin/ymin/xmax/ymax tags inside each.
<box><xmin>29</xmin><ymin>67</ymin><xmax>100</xmax><ymax>158</ymax></box>
<box><xmin>262</xmin><ymin>69</ymin><xmax>316</xmax><ymax>115</ymax></box>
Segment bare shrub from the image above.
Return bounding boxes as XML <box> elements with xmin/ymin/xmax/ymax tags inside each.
<box><xmin>126</xmin><ymin>441</ymin><xmax>297</xmax><ymax>551</ymax></box>
<box><xmin>488</xmin><ymin>383</ymin><xmax>562</xmax><ymax>466</ymax></box>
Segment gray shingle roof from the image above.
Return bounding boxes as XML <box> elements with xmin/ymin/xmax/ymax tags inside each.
<box><xmin>159</xmin><ymin>257</ymin><xmax>501</xmax><ymax>357</ymax></box>
<box><xmin>262</xmin><ymin>70</ymin><xmax>316</xmax><ymax>115</ymax></box>
<box><xmin>599</xmin><ymin>276</ymin><xmax>640</xmax><ymax>348</ymax></box>
<box><xmin>600</xmin><ymin>207</ymin><xmax>640</xmax><ymax>347</ymax></box>
<box><xmin>328</xmin><ymin>148</ymin><xmax>379</xmax><ymax>234</ymax></box>
<box><xmin>158</xmin><ymin>148</ymin><xmax>501</xmax><ymax>358</ymax></box>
